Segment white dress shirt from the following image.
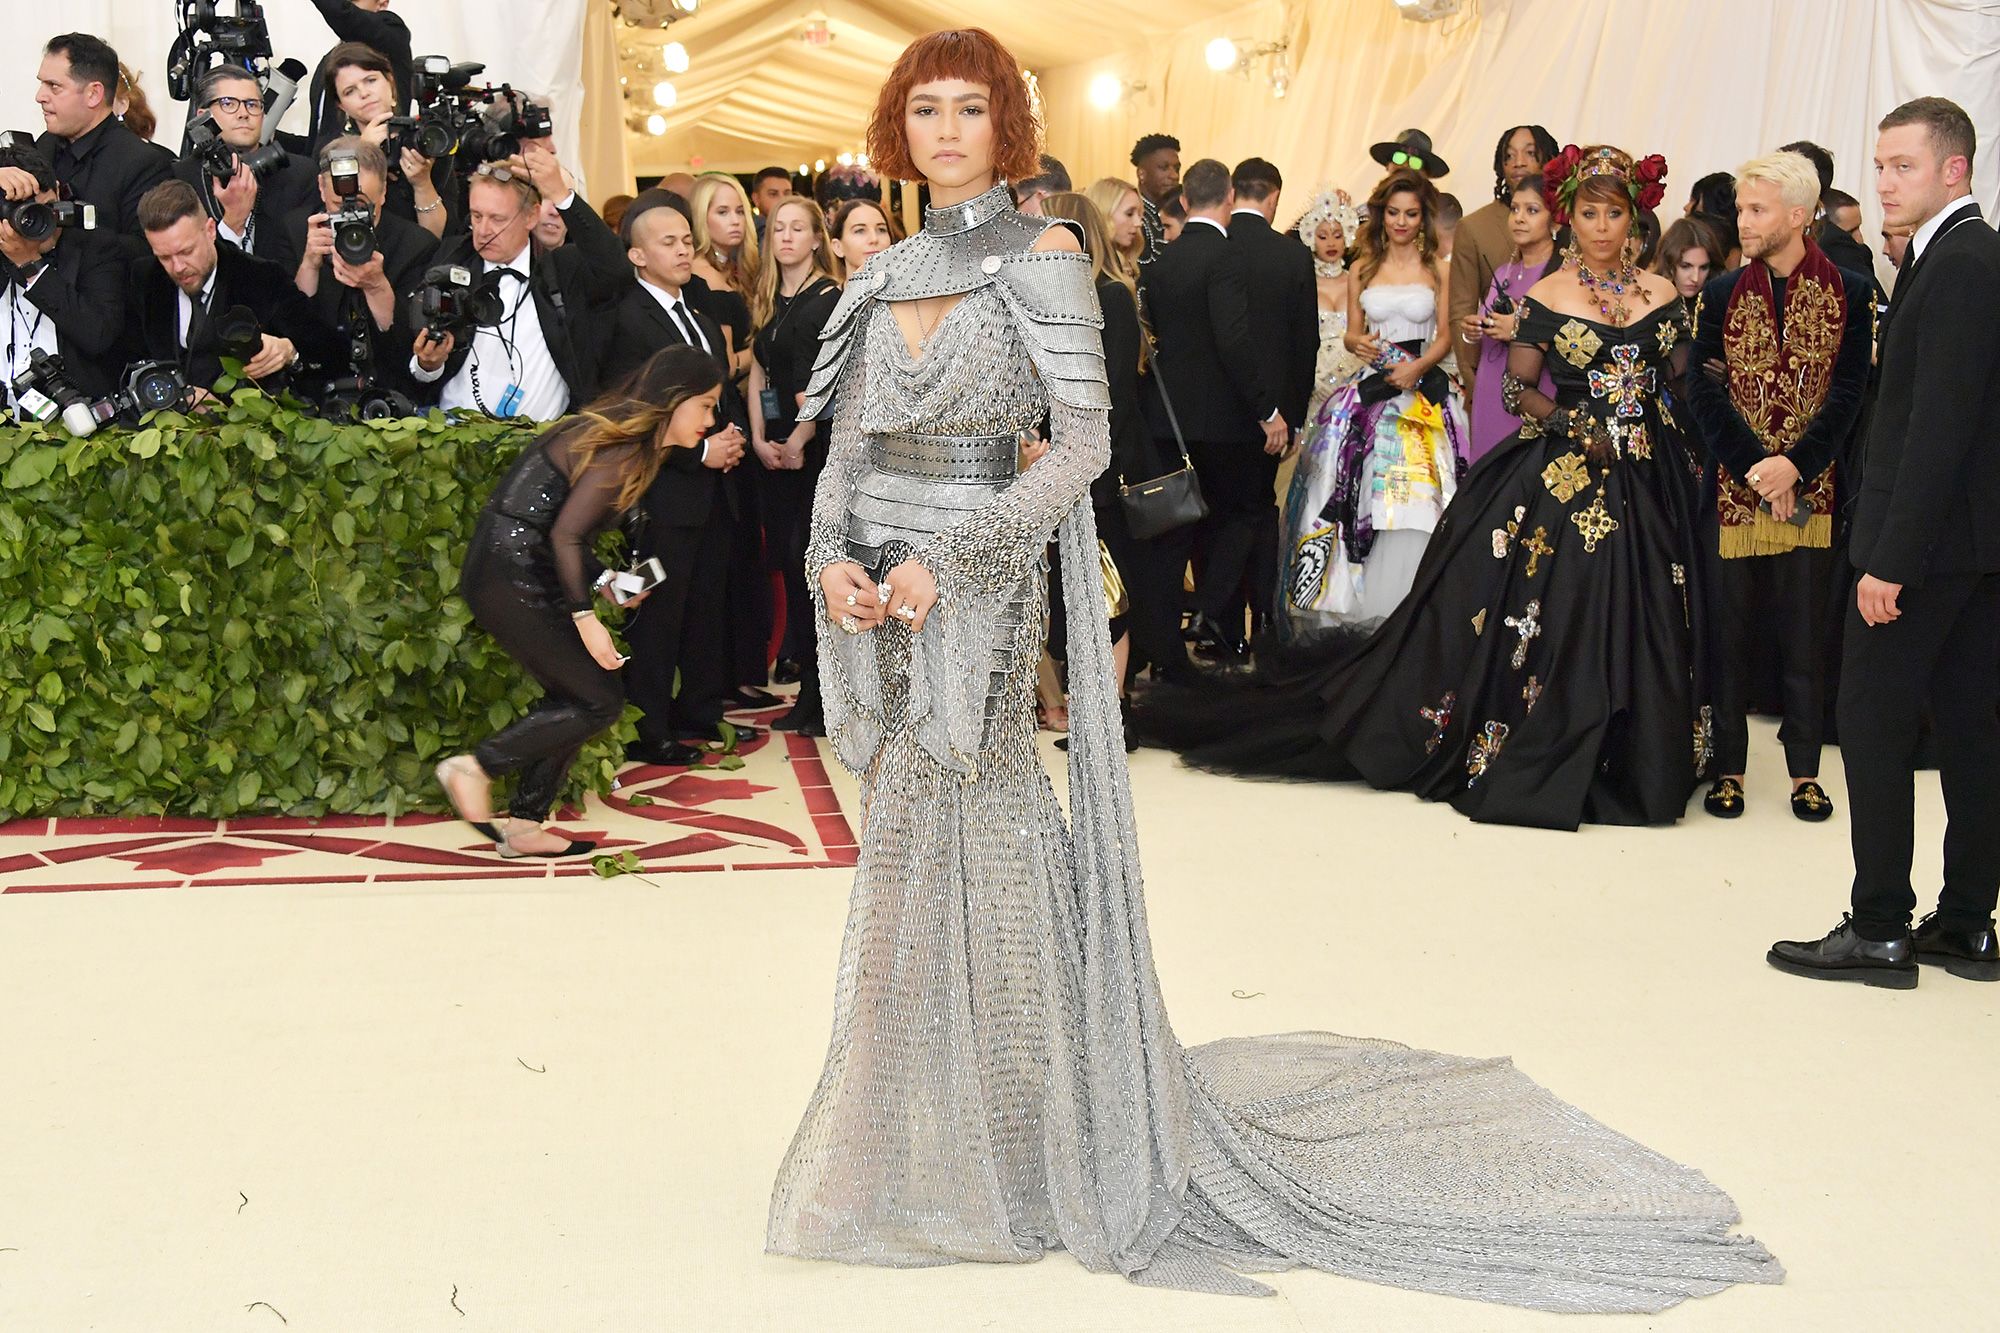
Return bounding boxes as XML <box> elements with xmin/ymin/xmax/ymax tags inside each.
<box><xmin>412</xmin><ymin>240</ymin><xmax>570</xmax><ymax>421</ymax></box>
<box><xmin>1909</xmin><ymin>193</ymin><xmax>1980</xmax><ymax>266</ymax></box>
<box><xmin>4</xmin><ymin>270</ymin><xmax>58</xmax><ymax>377</ymax></box>
<box><xmin>176</xmin><ymin>266</ymin><xmax>220</xmax><ymax>349</ymax></box>
<box><xmin>637</xmin><ymin>276</ymin><xmax>711</xmax><ymax>354</ymax></box>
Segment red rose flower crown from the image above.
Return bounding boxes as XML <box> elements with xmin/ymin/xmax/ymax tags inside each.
<box><xmin>1542</xmin><ymin>144</ymin><xmax>1669</xmax><ymax>224</ymax></box>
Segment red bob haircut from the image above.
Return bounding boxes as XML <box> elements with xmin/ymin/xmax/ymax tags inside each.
<box><xmin>865</xmin><ymin>28</ymin><xmax>1042</xmax><ymax>183</ymax></box>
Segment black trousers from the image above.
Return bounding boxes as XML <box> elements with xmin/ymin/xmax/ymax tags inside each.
<box><xmin>627</xmin><ymin>505</ymin><xmax>734</xmax><ymax>743</ymax></box>
<box><xmin>460</xmin><ymin>540</ymin><xmax>624</xmax><ymax>823</ymax></box>
<box><xmin>1127</xmin><ymin>513</ymin><xmax>1196</xmax><ymax>682</ymax></box>
<box><xmin>1713</xmin><ymin>545</ymin><xmax>1831</xmax><ymax>778</ymax></box>
<box><xmin>1187</xmin><ymin>437</ymin><xmax>1277</xmax><ymax>623</ymax></box>
<box><xmin>729</xmin><ymin>473</ymin><xmax>773</xmax><ymax>689</ymax></box>
<box><xmin>1838</xmin><ymin>571</ymin><xmax>2000</xmax><ymax>938</ymax></box>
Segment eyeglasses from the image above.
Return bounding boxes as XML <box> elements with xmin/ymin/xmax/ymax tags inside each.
<box><xmin>203</xmin><ymin>96</ymin><xmax>262</xmax><ymax>116</ymax></box>
<box><xmin>474</xmin><ymin>163</ymin><xmax>522</xmax><ymax>183</ymax></box>
<box><xmin>1391</xmin><ymin>150</ymin><xmax>1426</xmax><ymax>171</ymax></box>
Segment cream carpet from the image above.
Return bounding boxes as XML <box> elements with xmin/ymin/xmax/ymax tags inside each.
<box><xmin>1</xmin><ymin>719</ymin><xmax>1992</xmax><ymax>1331</ymax></box>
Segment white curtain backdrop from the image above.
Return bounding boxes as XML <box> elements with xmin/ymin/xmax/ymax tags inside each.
<box><xmin>1042</xmin><ymin>0</ymin><xmax>2000</xmax><ymax>264</ymax></box>
<box><xmin>2</xmin><ymin>2</ymin><xmax>591</xmax><ymax>191</ymax></box>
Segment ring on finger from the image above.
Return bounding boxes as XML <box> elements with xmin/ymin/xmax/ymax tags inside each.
<box><xmin>839</xmin><ymin>614</ymin><xmax>861</xmax><ymax>634</ymax></box>
<box><xmin>896</xmin><ymin>604</ymin><xmax>916</xmax><ymax>621</ymax></box>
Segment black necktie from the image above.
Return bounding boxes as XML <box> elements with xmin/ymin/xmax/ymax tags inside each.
<box><xmin>671</xmin><ymin>301</ymin><xmax>706</xmax><ymax>352</ymax></box>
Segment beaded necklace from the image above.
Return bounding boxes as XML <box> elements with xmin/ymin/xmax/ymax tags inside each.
<box><xmin>1572</xmin><ymin>255</ymin><xmax>1638</xmax><ymax>326</ymax></box>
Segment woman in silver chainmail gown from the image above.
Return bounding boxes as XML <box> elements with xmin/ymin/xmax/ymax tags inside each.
<box><xmin>766</xmin><ymin>29</ymin><xmax>1782</xmax><ymax>1311</ymax></box>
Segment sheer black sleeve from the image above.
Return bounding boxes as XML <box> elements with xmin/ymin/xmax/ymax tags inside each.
<box><xmin>546</xmin><ymin>439</ymin><xmax>642</xmax><ymax>613</ymax></box>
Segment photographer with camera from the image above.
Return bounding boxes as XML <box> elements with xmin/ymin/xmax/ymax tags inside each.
<box><xmin>172</xmin><ymin>67</ymin><xmax>319</xmax><ymax>277</ymax></box>
<box><xmin>33</xmin><ymin>34</ymin><xmax>172</xmax><ymax>256</ymax></box>
<box><xmin>407</xmin><ymin>142</ymin><xmax>625</xmax><ymax>422</ymax></box>
<box><xmin>321</xmin><ymin>43</ymin><xmax>453</xmax><ymax>240</ymax></box>
<box><xmin>2</xmin><ymin>141</ymin><xmax>125</xmax><ymax>411</ymax></box>
<box><xmin>130</xmin><ymin>178</ymin><xmax>341</xmax><ymax>398</ymax></box>
<box><xmin>290</xmin><ymin>135</ymin><xmax>437</xmax><ymax>402</ymax></box>
<box><xmin>304</xmin><ymin>0</ymin><xmax>412</xmax><ymax>152</ymax></box>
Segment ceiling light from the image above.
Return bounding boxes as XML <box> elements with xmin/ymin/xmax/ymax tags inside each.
<box><xmin>797</xmin><ymin>162</ymin><xmax>809</xmax><ymax>174</ymax></box>
<box><xmin>1205</xmin><ymin>37</ymin><xmax>1239</xmax><ymax>71</ymax></box>
<box><xmin>645</xmin><ymin>113</ymin><xmax>667</xmax><ymax>136</ymax></box>
<box><xmin>653</xmin><ymin>80</ymin><xmax>676</xmax><ymax>107</ymax></box>
<box><xmin>1395</xmin><ymin>0</ymin><xmax>1466</xmax><ymax>20</ymax></box>
<box><xmin>836</xmin><ymin>152</ymin><xmax>853</xmax><ymax>166</ymax></box>
<box><xmin>814</xmin><ymin>158</ymin><xmax>826</xmax><ymax>172</ymax></box>
<box><xmin>856</xmin><ymin>152</ymin><xmax>869</xmax><ymax>168</ymax></box>
<box><xmin>1088</xmin><ymin>73</ymin><xmax>1123</xmax><ymax>110</ymax></box>
<box><xmin>662</xmin><ymin>41</ymin><xmax>689</xmax><ymax>74</ymax></box>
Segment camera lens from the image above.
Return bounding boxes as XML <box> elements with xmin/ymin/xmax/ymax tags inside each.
<box><xmin>129</xmin><ymin>364</ymin><xmax>187</xmax><ymax>411</ymax></box>
<box><xmin>334</xmin><ymin>215</ymin><xmax>376</xmax><ymax>265</ymax></box>
<box><xmin>5</xmin><ymin>199</ymin><xmax>56</xmax><ymax>241</ymax></box>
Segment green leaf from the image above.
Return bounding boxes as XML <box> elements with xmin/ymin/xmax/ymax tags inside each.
<box><xmin>25</xmin><ymin>702</ymin><xmax>55</xmax><ymax>732</ymax></box>
<box><xmin>114</xmin><ymin>720</ymin><xmax>140</xmax><ymax>754</ymax></box>
<box><xmin>330</xmin><ymin>511</ymin><xmax>356</xmax><ymax>546</ymax></box>
<box><xmin>129</xmin><ymin>427</ymin><xmax>164</xmax><ymax>459</ymax></box>
<box><xmin>225</xmin><ymin>532</ymin><xmax>254</xmax><ymax>568</ymax></box>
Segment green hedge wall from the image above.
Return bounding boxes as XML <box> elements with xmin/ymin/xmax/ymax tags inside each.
<box><xmin>0</xmin><ymin>386</ymin><xmax>636</xmax><ymax>819</ymax></box>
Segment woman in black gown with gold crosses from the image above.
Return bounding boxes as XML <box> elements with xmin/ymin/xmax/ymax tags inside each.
<box><xmin>1143</xmin><ymin>146</ymin><xmax>1711</xmax><ymax>830</ymax></box>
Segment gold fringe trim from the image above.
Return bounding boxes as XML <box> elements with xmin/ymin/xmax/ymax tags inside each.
<box><xmin>1719</xmin><ymin>512</ymin><xmax>1832</xmax><ymax>559</ymax></box>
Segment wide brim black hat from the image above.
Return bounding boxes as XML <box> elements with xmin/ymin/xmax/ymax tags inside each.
<box><xmin>1369</xmin><ymin>129</ymin><xmax>1449</xmax><ymax>178</ymax></box>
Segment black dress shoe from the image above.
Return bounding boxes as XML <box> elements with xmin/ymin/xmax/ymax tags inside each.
<box><xmin>625</xmin><ymin>738</ymin><xmax>704</xmax><ymax>767</ymax></box>
<box><xmin>1767</xmin><ymin>914</ymin><xmax>1918</xmax><ymax>988</ymax></box>
<box><xmin>1914</xmin><ymin>913</ymin><xmax>2000</xmax><ymax>982</ymax></box>
<box><xmin>1704</xmin><ymin>777</ymin><xmax>1746</xmax><ymax>818</ymax></box>
<box><xmin>772</xmin><ymin>659</ymin><xmax>803</xmax><ymax>685</ymax></box>
<box><xmin>1790</xmin><ymin>781</ymin><xmax>1836</xmax><ymax>822</ymax></box>
<box><xmin>770</xmin><ymin>706</ymin><xmax>825</xmax><ymax>736</ymax></box>
<box><xmin>694</xmin><ymin>723</ymin><xmax>761</xmax><ymax>746</ymax></box>
<box><xmin>731</xmin><ymin>687</ymin><xmax>784</xmax><ymax>710</ymax></box>
<box><xmin>1188</xmin><ymin>613</ymin><xmax>1249</xmax><ymax>661</ymax></box>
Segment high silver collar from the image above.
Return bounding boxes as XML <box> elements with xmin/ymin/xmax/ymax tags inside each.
<box><xmin>923</xmin><ymin>183</ymin><xmax>1015</xmax><ymax>236</ymax></box>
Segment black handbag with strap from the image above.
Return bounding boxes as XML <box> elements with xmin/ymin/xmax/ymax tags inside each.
<box><xmin>1117</xmin><ymin>353</ymin><xmax>1209</xmax><ymax>540</ymax></box>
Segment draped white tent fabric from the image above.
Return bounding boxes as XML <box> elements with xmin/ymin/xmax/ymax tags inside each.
<box><xmin>1040</xmin><ymin>0</ymin><xmax>2000</xmax><ymax>252</ymax></box>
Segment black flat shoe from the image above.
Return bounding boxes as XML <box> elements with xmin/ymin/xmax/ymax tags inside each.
<box><xmin>772</xmin><ymin>659</ymin><xmax>803</xmax><ymax>685</ymax></box>
<box><xmin>732</xmin><ymin>687</ymin><xmax>784</xmax><ymax>710</ymax></box>
<box><xmin>435</xmin><ymin>758</ymin><xmax>503</xmax><ymax>844</ymax></box>
<box><xmin>1914</xmin><ymin>913</ymin><xmax>2000</xmax><ymax>982</ymax></box>
<box><xmin>497</xmin><ymin>837</ymin><xmax>598</xmax><ymax>860</ymax></box>
<box><xmin>625</xmin><ymin>738</ymin><xmax>705</xmax><ymax>767</ymax></box>
<box><xmin>1791</xmin><ymin>781</ymin><xmax>1836</xmax><ymax>822</ymax></box>
<box><xmin>1704</xmin><ymin>777</ymin><xmax>1746</xmax><ymax>818</ymax></box>
<box><xmin>1767</xmin><ymin>914</ymin><xmax>1917</xmax><ymax>988</ymax></box>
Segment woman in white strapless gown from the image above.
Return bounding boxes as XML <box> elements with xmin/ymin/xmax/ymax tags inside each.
<box><xmin>1286</xmin><ymin>171</ymin><xmax>1468</xmax><ymax>626</ymax></box>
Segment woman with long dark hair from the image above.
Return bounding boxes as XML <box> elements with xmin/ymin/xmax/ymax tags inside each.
<box><xmin>826</xmin><ymin>197</ymin><xmax>899</xmax><ymax>281</ymax></box>
<box><xmin>1297</xmin><ymin>167</ymin><xmax>1467</xmax><ymax>625</ymax></box>
<box><xmin>1461</xmin><ymin>177</ymin><xmax>1561</xmax><ymax>460</ymax></box>
<box><xmin>1148</xmin><ymin>145</ymin><xmax>1712</xmax><ymax>832</ymax></box>
<box><xmin>436</xmin><ymin>346</ymin><xmax>723</xmax><ymax>857</ymax></box>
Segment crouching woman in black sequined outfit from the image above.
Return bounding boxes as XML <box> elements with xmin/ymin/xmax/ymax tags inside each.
<box><xmin>436</xmin><ymin>346</ymin><xmax>723</xmax><ymax>858</ymax></box>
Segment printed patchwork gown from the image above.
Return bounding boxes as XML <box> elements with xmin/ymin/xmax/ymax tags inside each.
<box><xmin>767</xmin><ymin>188</ymin><xmax>1774</xmax><ymax>1307</ymax></box>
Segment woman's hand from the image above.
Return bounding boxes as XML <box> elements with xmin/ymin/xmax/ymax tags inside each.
<box><xmin>1017</xmin><ymin>430</ymin><xmax>1050</xmax><ymax>470</ymax></box>
<box><xmin>574</xmin><ymin>613</ymin><xmax>626</xmax><ymax>670</ymax></box>
<box><xmin>784</xmin><ymin>423</ymin><xmax>815</xmax><ymax>470</ymax></box>
<box><xmin>1386</xmin><ymin>360</ymin><xmax>1423</xmax><ymax>391</ymax></box>
<box><xmin>1457</xmin><ymin>312</ymin><xmax>1487</xmax><ymax>344</ymax></box>
<box><xmin>882</xmin><ymin>560</ymin><xmax>940</xmax><ymax>633</ymax></box>
<box><xmin>751</xmin><ymin>435</ymin><xmax>785</xmax><ymax>469</ymax></box>
<box><xmin>1346</xmin><ymin>329</ymin><xmax>1384</xmax><ymax>361</ymax></box>
<box><xmin>821</xmin><ymin>562</ymin><xmax>885</xmax><ymax>632</ymax></box>
<box><xmin>1485</xmin><ymin>311</ymin><xmax>1519</xmax><ymax>342</ymax></box>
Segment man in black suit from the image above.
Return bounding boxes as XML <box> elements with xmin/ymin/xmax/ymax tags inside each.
<box><xmin>1</xmin><ymin>141</ymin><xmax>125</xmax><ymax>400</ymax></box>
<box><xmin>1137</xmin><ymin>158</ymin><xmax>1282</xmax><ymax>666</ymax></box>
<box><xmin>610</xmin><ymin>191</ymin><xmax>754</xmax><ymax>764</ymax></box>
<box><xmin>1227</xmin><ymin>156</ymin><xmax>1317</xmax><ymax>637</ymax></box>
<box><xmin>33</xmin><ymin>34</ymin><xmax>172</xmax><ymax>257</ymax></box>
<box><xmin>1769</xmin><ymin>98</ymin><xmax>2000</xmax><ymax>989</ymax></box>
<box><xmin>132</xmin><ymin>179</ymin><xmax>342</xmax><ymax>396</ymax></box>
<box><xmin>287</xmin><ymin>136</ymin><xmax>438</xmax><ymax>401</ymax></box>
<box><xmin>407</xmin><ymin>144</ymin><xmax>626</xmax><ymax>420</ymax></box>
<box><xmin>173</xmin><ymin>68</ymin><xmax>320</xmax><ymax>279</ymax></box>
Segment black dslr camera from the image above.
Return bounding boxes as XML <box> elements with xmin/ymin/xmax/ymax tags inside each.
<box><xmin>167</xmin><ymin>0</ymin><xmax>275</xmax><ymax>102</ymax></box>
<box><xmin>184</xmin><ymin>113</ymin><xmax>289</xmax><ymax>184</ymax></box>
<box><xmin>10</xmin><ymin>352</ymin><xmax>191</xmax><ymax>436</ymax></box>
<box><xmin>324</xmin><ymin>153</ymin><xmax>376</xmax><ymax>266</ymax></box>
<box><xmin>409</xmin><ymin>264</ymin><xmax>506</xmax><ymax>342</ymax></box>
<box><xmin>458</xmin><ymin>90</ymin><xmax>555</xmax><ymax>165</ymax></box>
<box><xmin>0</xmin><ymin>196</ymin><xmax>95</xmax><ymax>242</ymax></box>
<box><xmin>387</xmin><ymin>55</ymin><xmax>556</xmax><ymax>170</ymax></box>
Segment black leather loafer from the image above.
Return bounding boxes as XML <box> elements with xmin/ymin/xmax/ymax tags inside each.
<box><xmin>1791</xmin><ymin>781</ymin><xmax>1836</xmax><ymax>822</ymax></box>
<box><xmin>1768</xmin><ymin>915</ymin><xmax>1917</xmax><ymax>988</ymax></box>
<box><xmin>625</xmin><ymin>738</ymin><xmax>705</xmax><ymax>767</ymax></box>
<box><xmin>1704</xmin><ymin>777</ymin><xmax>1746</xmax><ymax>818</ymax></box>
<box><xmin>1914</xmin><ymin>913</ymin><xmax>2000</xmax><ymax>982</ymax></box>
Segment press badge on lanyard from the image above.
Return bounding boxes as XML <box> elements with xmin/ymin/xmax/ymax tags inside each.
<box><xmin>496</xmin><ymin>383</ymin><xmax>525</xmax><ymax>417</ymax></box>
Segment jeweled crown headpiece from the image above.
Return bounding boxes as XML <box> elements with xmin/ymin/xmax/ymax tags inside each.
<box><xmin>1542</xmin><ymin>144</ymin><xmax>1668</xmax><ymax>224</ymax></box>
<box><xmin>1296</xmin><ymin>183</ymin><xmax>1361</xmax><ymax>251</ymax></box>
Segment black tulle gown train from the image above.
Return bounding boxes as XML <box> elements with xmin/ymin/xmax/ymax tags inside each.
<box><xmin>1140</xmin><ymin>297</ymin><xmax>1712</xmax><ymax>830</ymax></box>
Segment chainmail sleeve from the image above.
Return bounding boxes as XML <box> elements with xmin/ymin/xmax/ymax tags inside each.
<box><xmin>805</xmin><ymin>353</ymin><xmax>868</xmax><ymax>585</ymax></box>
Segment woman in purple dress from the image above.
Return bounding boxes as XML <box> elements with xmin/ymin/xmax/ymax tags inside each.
<box><xmin>1460</xmin><ymin>178</ymin><xmax>1560</xmax><ymax>461</ymax></box>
